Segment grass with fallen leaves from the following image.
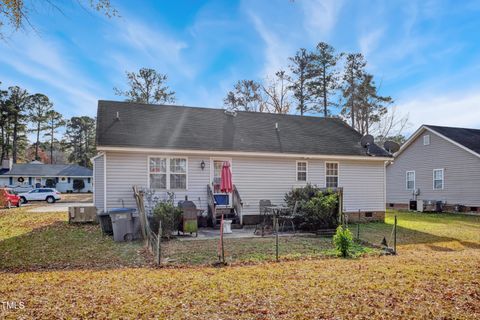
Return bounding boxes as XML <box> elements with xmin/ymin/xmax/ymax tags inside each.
<box><xmin>0</xmin><ymin>207</ymin><xmax>144</xmax><ymax>271</ymax></box>
<box><xmin>0</xmin><ymin>208</ymin><xmax>479</xmax><ymax>319</ymax></box>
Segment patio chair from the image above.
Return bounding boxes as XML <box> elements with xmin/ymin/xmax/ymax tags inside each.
<box><xmin>279</xmin><ymin>201</ymin><xmax>298</xmax><ymax>233</ymax></box>
<box><xmin>254</xmin><ymin>200</ymin><xmax>273</xmax><ymax>236</ymax></box>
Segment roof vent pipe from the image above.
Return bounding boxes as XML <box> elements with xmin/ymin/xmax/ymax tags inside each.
<box><xmin>115</xmin><ymin>111</ymin><xmax>120</xmax><ymax>121</ymax></box>
<box><xmin>275</xmin><ymin>122</ymin><xmax>279</xmax><ymax>131</ymax></box>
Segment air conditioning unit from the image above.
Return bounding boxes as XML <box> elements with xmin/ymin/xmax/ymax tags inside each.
<box><xmin>416</xmin><ymin>200</ymin><xmax>424</xmax><ymax>212</ymax></box>
<box><xmin>68</xmin><ymin>206</ymin><xmax>97</xmax><ymax>223</ymax></box>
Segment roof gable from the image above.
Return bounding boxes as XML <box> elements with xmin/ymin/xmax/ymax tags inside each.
<box><xmin>96</xmin><ymin>100</ymin><xmax>390</xmax><ymax>158</ymax></box>
<box><xmin>395</xmin><ymin>125</ymin><xmax>480</xmax><ymax>159</ymax></box>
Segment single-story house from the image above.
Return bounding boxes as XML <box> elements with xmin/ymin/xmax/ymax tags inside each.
<box><xmin>0</xmin><ymin>159</ymin><xmax>93</xmax><ymax>193</ymax></box>
<box><xmin>386</xmin><ymin>125</ymin><xmax>480</xmax><ymax>212</ymax></box>
<box><xmin>93</xmin><ymin>100</ymin><xmax>392</xmax><ymax>225</ymax></box>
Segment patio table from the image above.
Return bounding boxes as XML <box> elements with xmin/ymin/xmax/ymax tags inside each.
<box><xmin>256</xmin><ymin>205</ymin><xmax>290</xmax><ymax>237</ymax></box>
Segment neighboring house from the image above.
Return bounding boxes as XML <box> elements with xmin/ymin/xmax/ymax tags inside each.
<box><xmin>93</xmin><ymin>100</ymin><xmax>391</xmax><ymax>225</ymax></box>
<box><xmin>386</xmin><ymin>125</ymin><xmax>480</xmax><ymax>212</ymax></box>
<box><xmin>0</xmin><ymin>160</ymin><xmax>93</xmax><ymax>193</ymax></box>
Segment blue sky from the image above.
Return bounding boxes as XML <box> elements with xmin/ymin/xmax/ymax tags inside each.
<box><xmin>1</xmin><ymin>0</ymin><xmax>480</xmax><ymax>134</ymax></box>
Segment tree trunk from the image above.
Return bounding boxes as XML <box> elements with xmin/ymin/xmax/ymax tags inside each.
<box><xmin>323</xmin><ymin>74</ymin><xmax>327</xmax><ymax>117</ymax></box>
<box><xmin>35</xmin><ymin>123</ymin><xmax>40</xmax><ymax>160</ymax></box>
<box><xmin>50</xmin><ymin>126</ymin><xmax>54</xmax><ymax>164</ymax></box>
<box><xmin>12</xmin><ymin>113</ymin><xmax>18</xmax><ymax>163</ymax></box>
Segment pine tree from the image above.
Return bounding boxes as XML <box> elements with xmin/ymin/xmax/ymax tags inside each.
<box><xmin>341</xmin><ymin>53</ymin><xmax>367</xmax><ymax>130</ymax></box>
<box><xmin>288</xmin><ymin>48</ymin><xmax>315</xmax><ymax>115</ymax></box>
<box><xmin>309</xmin><ymin>42</ymin><xmax>342</xmax><ymax>117</ymax></box>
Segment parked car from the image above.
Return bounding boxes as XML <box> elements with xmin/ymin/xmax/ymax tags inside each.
<box><xmin>18</xmin><ymin>188</ymin><xmax>61</xmax><ymax>204</ymax></box>
<box><xmin>0</xmin><ymin>188</ymin><xmax>21</xmax><ymax>208</ymax></box>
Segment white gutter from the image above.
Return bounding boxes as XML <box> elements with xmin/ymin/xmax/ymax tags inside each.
<box><xmin>97</xmin><ymin>146</ymin><xmax>392</xmax><ymax>162</ymax></box>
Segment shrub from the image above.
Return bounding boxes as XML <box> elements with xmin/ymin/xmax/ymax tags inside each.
<box><xmin>285</xmin><ymin>185</ymin><xmax>340</xmax><ymax>230</ymax></box>
<box><xmin>303</xmin><ymin>191</ymin><xmax>339</xmax><ymax>229</ymax></box>
<box><xmin>333</xmin><ymin>225</ymin><xmax>353</xmax><ymax>258</ymax></box>
<box><xmin>151</xmin><ymin>202</ymin><xmax>182</xmax><ymax>239</ymax></box>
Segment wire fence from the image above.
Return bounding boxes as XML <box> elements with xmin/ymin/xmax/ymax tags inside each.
<box><xmin>133</xmin><ymin>185</ymin><xmax>397</xmax><ymax>266</ymax></box>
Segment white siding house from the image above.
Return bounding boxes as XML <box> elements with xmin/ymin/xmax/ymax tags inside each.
<box><xmin>0</xmin><ymin>160</ymin><xmax>93</xmax><ymax>193</ymax></box>
<box><xmin>94</xmin><ymin>101</ymin><xmax>391</xmax><ymax>224</ymax></box>
<box><xmin>387</xmin><ymin>125</ymin><xmax>480</xmax><ymax>211</ymax></box>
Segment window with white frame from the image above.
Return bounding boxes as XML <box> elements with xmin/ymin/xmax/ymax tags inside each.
<box><xmin>406</xmin><ymin>171</ymin><xmax>415</xmax><ymax>190</ymax></box>
<box><xmin>433</xmin><ymin>169</ymin><xmax>444</xmax><ymax>190</ymax></box>
<box><xmin>149</xmin><ymin>157</ymin><xmax>187</xmax><ymax>190</ymax></box>
<box><xmin>325</xmin><ymin>162</ymin><xmax>339</xmax><ymax>188</ymax></box>
<box><xmin>297</xmin><ymin>161</ymin><xmax>307</xmax><ymax>181</ymax></box>
<box><xmin>423</xmin><ymin>134</ymin><xmax>430</xmax><ymax>145</ymax></box>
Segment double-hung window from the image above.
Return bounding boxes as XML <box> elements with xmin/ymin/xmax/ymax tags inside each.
<box><xmin>149</xmin><ymin>157</ymin><xmax>187</xmax><ymax>190</ymax></box>
<box><xmin>406</xmin><ymin>171</ymin><xmax>415</xmax><ymax>190</ymax></box>
<box><xmin>297</xmin><ymin>161</ymin><xmax>307</xmax><ymax>181</ymax></box>
<box><xmin>433</xmin><ymin>169</ymin><xmax>444</xmax><ymax>190</ymax></box>
<box><xmin>325</xmin><ymin>162</ymin><xmax>339</xmax><ymax>188</ymax></box>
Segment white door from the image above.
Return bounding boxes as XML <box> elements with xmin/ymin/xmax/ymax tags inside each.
<box><xmin>210</xmin><ymin>159</ymin><xmax>233</xmax><ymax>207</ymax></box>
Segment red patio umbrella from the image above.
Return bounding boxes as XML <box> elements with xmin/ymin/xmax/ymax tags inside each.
<box><xmin>220</xmin><ymin>161</ymin><xmax>233</xmax><ymax>193</ymax></box>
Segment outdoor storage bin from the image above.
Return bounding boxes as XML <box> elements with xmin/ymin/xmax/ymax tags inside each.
<box><xmin>109</xmin><ymin>208</ymin><xmax>140</xmax><ymax>242</ymax></box>
<box><xmin>97</xmin><ymin>211</ymin><xmax>113</xmax><ymax>235</ymax></box>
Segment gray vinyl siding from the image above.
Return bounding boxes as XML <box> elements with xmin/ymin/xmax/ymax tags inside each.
<box><xmin>101</xmin><ymin>151</ymin><xmax>387</xmax><ymax>215</ymax></box>
<box><xmin>93</xmin><ymin>154</ymin><xmax>105</xmax><ymax>210</ymax></box>
<box><xmin>386</xmin><ymin>128</ymin><xmax>480</xmax><ymax>206</ymax></box>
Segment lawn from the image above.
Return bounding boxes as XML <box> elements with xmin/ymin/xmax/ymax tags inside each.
<box><xmin>0</xmin><ymin>208</ymin><xmax>479</xmax><ymax>319</ymax></box>
<box><xmin>0</xmin><ymin>208</ymin><xmax>145</xmax><ymax>271</ymax></box>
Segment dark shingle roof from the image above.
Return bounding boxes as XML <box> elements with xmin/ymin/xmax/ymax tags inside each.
<box><xmin>425</xmin><ymin>125</ymin><xmax>480</xmax><ymax>155</ymax></box>
<box><xmin>1</xmin><ymin>164</ymin><xmax>92</xmax><ymax>177</ymax></box>
<box><xmin>96</xmin><ymin>100</ymin><xmax>389</xmax><ymax>157</ymax></box>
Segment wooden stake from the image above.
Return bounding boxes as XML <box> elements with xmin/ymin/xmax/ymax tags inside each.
<box><xmin>393</xmin><ymin>215</ymin><xmax>397</xmax><ymax>255</ymax></box>
<box><xmin>157</xmin><ymin>221</ymin><xmax>162</xmax><ymax>264</ymax></box>
<box><xmin>275</xmin><ymin>213</ymin><xmax>279</xmax><ymax>262</ymax></box>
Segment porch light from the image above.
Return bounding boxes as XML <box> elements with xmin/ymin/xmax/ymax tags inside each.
<box><xmin>200</xmin><ymin>160</ymin><xmax>205</xmax><ymax>170</ymax></box>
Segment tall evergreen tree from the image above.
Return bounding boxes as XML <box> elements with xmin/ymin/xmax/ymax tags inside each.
<box><xmin>28</xmin><ymin>94</ymin><xmax>53</xmax><ymax>161</ymax></box>
<box><xmin>43</xmin><ymin>110</ymin><xmax>65</xmax><ymax>164</ymax></box>
<box><xmin>64</xmin><ymin>116</ymin><xmax>96</xmax><ymax>168</ymax></box>
<box><xmin>288</xmin><ymin>48</ymin><xmax>315</xmax><ymax>115</ymax></box>
<box><xmin>356</xmin><ymin>74</ymin><xmax>392</xmax><ymax>135</ymax></box>
<box><xmin>6</xmin><ymin>86</ymin><xmax>30</xmax><ymax>163</ymax></box>
<box><xmin>341</xmin><ymin>53</ymin><xmax>367</xmax><ymax>130</ymax></box>
<box><xmin>309</xmin><ymin>42</ymin><xmax>342</xmax><ymax>117</ymax></box>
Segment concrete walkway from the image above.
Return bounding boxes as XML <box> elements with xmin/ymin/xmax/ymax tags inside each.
<box><xmin>27</xmin><ymin>202</ymin><xmax>93</xmax><ymax>213</ymax></box>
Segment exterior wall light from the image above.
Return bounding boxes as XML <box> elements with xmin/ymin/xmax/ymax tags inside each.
<box><xmin>200</xmin><ymin>160</ymin><xmax>205</xmax><ymax>170</ymax></box>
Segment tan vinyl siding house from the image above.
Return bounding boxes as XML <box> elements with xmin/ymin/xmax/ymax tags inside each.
<box><xmin>94</xmin><ymin>100</ymin><xmax>391</xmax><ymax>224</ymax></box>
<box><xmin>386</xmin><ymin>125</ymin><xmax>480</xmax><ymax>211</ymax></box>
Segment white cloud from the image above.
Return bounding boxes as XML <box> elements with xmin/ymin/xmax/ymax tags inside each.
<box><xmin>0</xmin><ymin>34</ymin><xmax>102</xmax><ymax>116</ymax></box>
<box><xmin>301</xmin><ymin>0</ymin><xmax>344</xmax><ymax>38</ymax></box>
<box><xmin>107</xmin><ymin>17</ymin><xmax>193</xmax><ymax>79</ymax></box>
<box><xmin>397</xmin><ymin>90</ymin><xmax>480</xmax><ymax>133</ymax></box>
<box><xmin>359</xmin><ymin>28</ymin><xmax>384</xmax><ymax>58</ymax></box>
<box><xmin>248</xmin><ymin>12</ymin><xmax>292</xmax><ymax>77</ymax></box>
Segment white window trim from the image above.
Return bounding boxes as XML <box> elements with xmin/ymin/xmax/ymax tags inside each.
<box><xmin>433</xmin><ymin>168</ymin><xmax>444</xmax><ymax>190</ymax></box>
<box><xmin>423</xmin><ymin>134</ymin><xmax>430</xmax><ymax>145</ymax></box>
<box><xmin>325</xmin><ymin>161</ymin><xmax>339</xmax><ymax>188</ymax></box>
<box><xmin>406</xmin><ymin>170</ymin><xmax>415</xmax><ymax>190</ymax></box>
<box><xmin>147</xmin><ymin>156</ymin><xmax>189</xmax><ymax>191</ymax></box>
<box><xmin>296</xmin><ymin>160</ymin><xmax>308</xmax><ymax>182</ymax></box>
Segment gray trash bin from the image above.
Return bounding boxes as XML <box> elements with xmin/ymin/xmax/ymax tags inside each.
<box><xmin>108</xmin><ymin>208</ymin><xmax>139</xmax><ymax>242</ymax></box>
